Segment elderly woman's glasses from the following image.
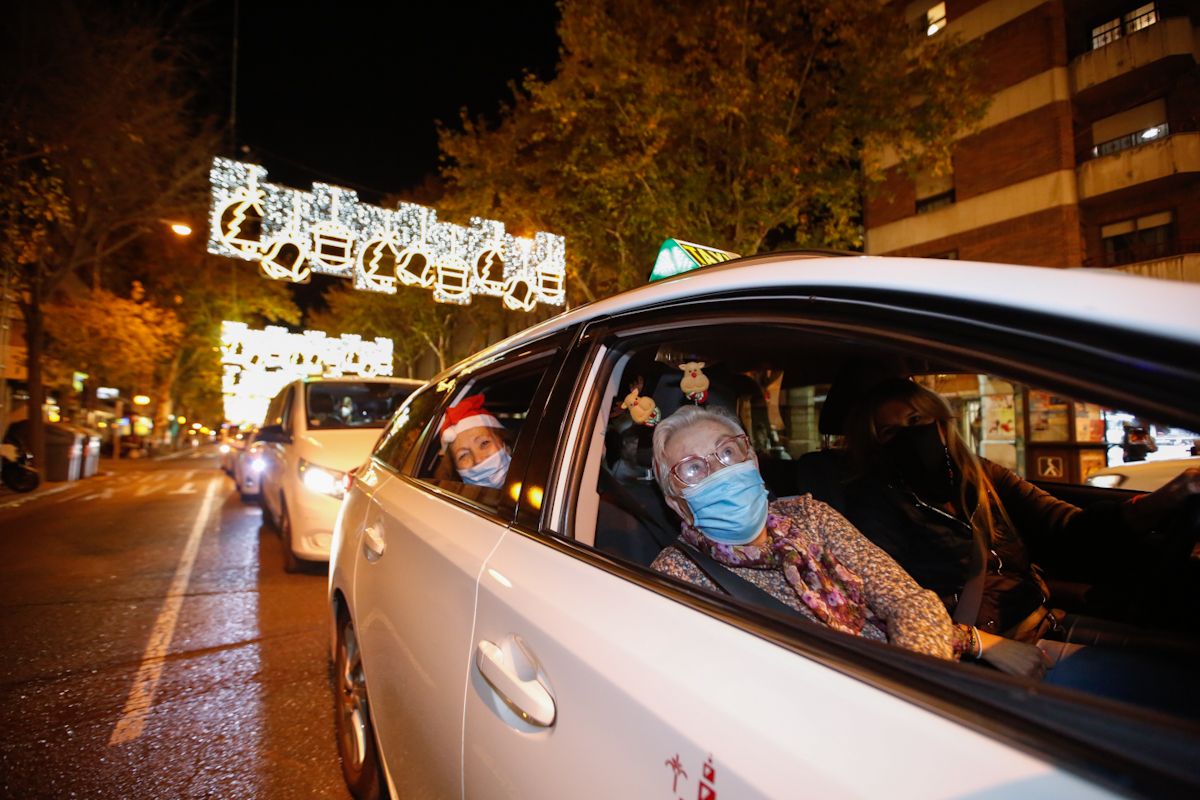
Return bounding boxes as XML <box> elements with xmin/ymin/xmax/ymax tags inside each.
<box><xmin>670</xmin><ymin>433</ymin><xmax>753</xmax><ymax>487</ymax></box>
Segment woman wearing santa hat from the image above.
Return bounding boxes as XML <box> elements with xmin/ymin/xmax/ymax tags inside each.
<box><xmin>440</xmin><ymin>394</ymin><xmax>511</xmax><ymax>488</ymax></box>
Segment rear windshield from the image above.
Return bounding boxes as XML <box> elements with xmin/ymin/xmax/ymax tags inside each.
<box><xmin>306</xmin><ymin>382</ymin><xmax>417</xmax><ymax>430</ymax></box>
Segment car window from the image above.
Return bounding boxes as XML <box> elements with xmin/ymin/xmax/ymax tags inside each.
<box><xmin>373</xmin><ymin>384</ymin><xmax>444</xmax><ymax>471</ymax></box>
<box><xmin>557</xmin><ymin>312</ymin><xmax>1200</xmax><ymax>724</ymax></box>
<box><xmin>306</xmin><ymin>381</ymin><xmax>418</xmax><ymax>430</ymax></box>
<box><xmin>280</xmin><ymin>385</ymin><xmax>295</xmax><ymax>432</ymax></box>
<box><xmin>262</xmin><ymin>386</ymin><xmax>288</xmax><ymax>428</ymax></box>
<box><xmin>414</xmin><ymin>353</ymin><xmax>557</xmax><ymax>513</ymax></box>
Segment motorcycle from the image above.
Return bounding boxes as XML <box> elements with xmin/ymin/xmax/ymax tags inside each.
<box><xmin>0</xmin><ymin>440</ymin><xmax>40</xmax><ymax>493</ymax></box>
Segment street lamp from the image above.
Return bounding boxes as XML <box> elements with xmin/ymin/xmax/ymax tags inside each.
<box><xmin>169</xmin><ymin>222</ymin><xmax>193</xmax><ymax>237</ymax></box>
<box><xmin>133</xmin><ymin>394</ymin><xmax>151</xmax><ymax>406</ymax></box>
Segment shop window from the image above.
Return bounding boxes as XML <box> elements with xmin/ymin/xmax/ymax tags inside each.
<box><xmin>1101</xmin><ymin>211</ymin><xmax>1173</xmax><ymax>266</ymax></box>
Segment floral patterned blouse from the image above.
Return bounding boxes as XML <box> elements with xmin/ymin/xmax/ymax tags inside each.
<box><xmin>651</xmin><ymin>494</ymin><xmax>959</xmax><ymax>660</ymax></box>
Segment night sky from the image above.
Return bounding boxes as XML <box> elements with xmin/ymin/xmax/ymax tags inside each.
<box><xmin>197</xmin><ymin>0</ymin><xmax>562</xmax><ymax>201</ymax></box>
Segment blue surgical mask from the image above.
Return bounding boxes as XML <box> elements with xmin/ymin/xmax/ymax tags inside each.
<box><xmin>681</xmin><ymin>460</ymin><xmax>768</xmax><ymax>545</ymax></box>
<box><xmin>458</xmin><ymin>447</ymin><xmax>511</xmax><ymax>489</ymax></box>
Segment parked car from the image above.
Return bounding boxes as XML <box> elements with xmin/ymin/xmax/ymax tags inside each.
<box><xmin>1086</xmin><ymin>455</ymin><xmax>1200</xmax><ymax>491</ymax></box>
<box><xmin>258</xmin><ymin>376</ymin><xmax>423</xmax><ymax>570</ymax></box>
<box><xmin>329</xmin><ymin>253</ymin><xmax>1200</xmax><ymax>799</ymax></box>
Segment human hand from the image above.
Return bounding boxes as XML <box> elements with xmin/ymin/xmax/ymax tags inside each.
<box><xmin>978</xmin><ymin>631</ymin><xmax>1051</xmax><ymax>680</ymax></box>
<box><xmin>1124</xmin><ymin>467</ymin><xmax>1200</xmax><ymax>532</ymax></box>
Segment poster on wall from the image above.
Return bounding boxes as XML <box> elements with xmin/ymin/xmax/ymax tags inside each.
<box><xmin>1029</xmin><ymin>390</ymin><xmax>1070</xmax><ymax>442</ymax></box>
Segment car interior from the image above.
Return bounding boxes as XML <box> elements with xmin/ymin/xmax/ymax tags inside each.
<box><xmin>567</xmin><ymin>323</ymin><xmax>1200</xmax><ymax>707</ymax></box>
<box><xmin>305</xmin><ymin>381</ymin><xmax>417</xmax><ymax>429</ymax></box>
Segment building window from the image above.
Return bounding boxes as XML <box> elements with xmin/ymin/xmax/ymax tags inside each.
<box><xmin>915</xmin><ymin>165</ymin><xmax>955</xmax><ymax>215</ymax></box>
<box><xmin>1092</xmin><ymin>123</ymin><xmax>1169</xmax><ymax>158</ymax></box>
<box><xmin>1101</xmin><ymin>211</ymin><xmax>1173</xmax><ymax>266</ymax></box>
<box><xmin>1091</xmin><ymin>3</ymin><xmax>1158</xmax><ymax>50</ymax></box>
<box><xmin>926</xmin><ymin>2</ymin><xmax>946</xmax><ymax>36</ymax></box>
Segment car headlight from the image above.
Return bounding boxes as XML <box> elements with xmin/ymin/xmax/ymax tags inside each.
<box><xmin>250</xmin><ymin>457</ymin><xmax>267</xmax><ymax>474</ymax></box>
<box><xmin>1086</xmin><ymin>473</ymin><xmax>1125</xmax><ymax>489</ymax></box>
<box><xmin>219</xmin><ymin>444</ymin><xmax>231</xmax><ymax>454</ymax></box>
<box><xmin>299</xmin><ymin>458</ymin><xmax>345</xmax><ymax>499</ymax></box>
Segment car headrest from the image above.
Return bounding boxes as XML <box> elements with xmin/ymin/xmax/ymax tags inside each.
<box><xmin>309</xmin><ymin>392</ymin><xmax>334</xmax><ymax>415</ymax></box>
<box><xmin>819</xmin><ymin>358</ymin><xmax>910</xmax><ymax>436</ymax></box>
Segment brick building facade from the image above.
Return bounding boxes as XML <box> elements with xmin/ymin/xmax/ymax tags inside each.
<box><xmin>866</xmin><ymin>0</ymin><xmax>1200</xmax><ymax>282</ymax></box>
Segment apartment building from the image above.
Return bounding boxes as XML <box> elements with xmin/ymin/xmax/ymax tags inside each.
<box><xmin>866</xmin><ymin>0</ymin><xmax>1200</xmax><ymax>282</ymax></box>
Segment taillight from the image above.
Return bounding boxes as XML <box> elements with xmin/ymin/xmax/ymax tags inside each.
<box><xmin>343</xmin><ymin>466</ymin><xmax>360</xmax><ymax>494</ymax></box>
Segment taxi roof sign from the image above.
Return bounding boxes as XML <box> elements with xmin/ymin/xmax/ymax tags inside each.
<box><xmin>649</xmin><ymin>238</ymin><xmax>740</xmax><ymax>282</ymax></box>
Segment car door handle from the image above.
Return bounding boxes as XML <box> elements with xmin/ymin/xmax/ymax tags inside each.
<box><xmin>362</xmin><ymin>524</ymin><xmax>385</xmax><ymax>561</ymax></box>
<box><xmin>475</xmin><ymin>638</ymin><xmax>556</xmax><ymax>727</ymax></box>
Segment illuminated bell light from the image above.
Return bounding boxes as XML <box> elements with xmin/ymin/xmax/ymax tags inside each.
<box><xmin>170</xmin><ymin>223</ymin><xmax>193</xmax><ymax>237</ymax></box>
<box><xmin>208</xmin><ymin>157</ymin><xmax>566</xmax><ymax>311</ymax></box>
<box><xmin>177</xmin><ymin>416</ymin><xmax>187</xmax><ymax>423</ymax></box>
<box><xmin>192</xmin><ymin>422</ymin><xmax>203</xmax><ymax>429</ymax></box>
<box><xmin>132</xmin><ymin>394</ymin><xmax>151</xmax><ymax>406</ymax></box>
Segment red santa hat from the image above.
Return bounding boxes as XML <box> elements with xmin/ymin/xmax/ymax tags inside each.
<box><xmin>439</xmin><ymin>394</ymin><xmax>504</xmax><ymax>448</ymax></box>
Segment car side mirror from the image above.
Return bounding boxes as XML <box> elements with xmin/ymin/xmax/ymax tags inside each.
<box><xmin>257</xmin><ymin>423</ymin><xmax>290</xmax><ymax>444</ymax></box>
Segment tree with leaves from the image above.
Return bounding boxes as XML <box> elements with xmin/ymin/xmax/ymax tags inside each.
<box><xmin>439</xmin><ymin>0</ymin><xmax>987</xmax><ymax>304</ymax></box>
<box><xmin>1</xmin><ymin>1</ymin><xmax>220</xmax><ymax>466</ymax></box>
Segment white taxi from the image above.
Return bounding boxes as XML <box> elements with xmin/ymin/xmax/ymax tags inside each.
<box><xmin>328</xmin><ymin>254</ymin><xmax>1200</xmax><ymax>799</ymax></box>
<box><xmin>256</xmin><ymin>376</ymin><xmax>422</xmax><ymax>570</ymax></box>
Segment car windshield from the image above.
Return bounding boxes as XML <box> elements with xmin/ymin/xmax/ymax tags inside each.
<box><xmin>306</xmin><ymin>382</ymin><xmax>416</xmax><ymax>430</ymax></box>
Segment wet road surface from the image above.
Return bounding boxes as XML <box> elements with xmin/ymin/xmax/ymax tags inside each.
<box><xmin>0</xmin><ymin>448</ymin><xmax>351</xmax><ymax>799</ymax></box>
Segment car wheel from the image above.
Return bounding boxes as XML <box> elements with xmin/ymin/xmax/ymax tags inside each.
<box><xmin>334</xmin><ymin>611</ymin><xmax>384</xmax><ymax>800</ymax></box>
<box><xmin>279</xmin><ymin>499</ymin><xmax>301</xmax><ymax>573</ymax></box>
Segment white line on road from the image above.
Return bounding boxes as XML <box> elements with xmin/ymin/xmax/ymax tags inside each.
<box><xmin>0</xmin><ymin>483</ymin><xmax>76</xmax><ymax>509</ymax></box>
<box><xmin>108</xmin><ymin>478</ymin><xmax>222</xmax><ymax>746</ymax></box>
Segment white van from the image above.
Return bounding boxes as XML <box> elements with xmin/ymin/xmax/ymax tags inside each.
<box><xmin>257</xmin><ymin>376</ymin><xmax>423</xmax><ymax>570</ymax></box>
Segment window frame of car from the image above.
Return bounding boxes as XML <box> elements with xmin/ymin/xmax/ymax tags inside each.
<box><xmin>508</xmin><ymin>288</ymin><xmax>1200</xmax><ymax>796</ymax></box>
<box><xmin>371</xmin><ymin>330</ymin><xmax>576</xmax><ymax>525</ymax></box>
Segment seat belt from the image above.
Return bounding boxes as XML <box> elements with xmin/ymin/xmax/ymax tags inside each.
<box><xmin>954</xmin><ymin>532</ymin><xmax>987</xmax><ymax>625</ymax></box>
<box><xmin>675</xmin><ymin>540</ymin><xmax>808</xmax><ymax>623</ymax></box>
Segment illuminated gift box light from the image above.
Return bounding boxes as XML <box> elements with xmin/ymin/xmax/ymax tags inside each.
<box><xmin>208</xmin><ymin>158</ymin><xmax>567</xmax><ymax>312</ymax></box>
<box><xmin>220</xmin><ymin>321</ymin><xmax>394</xmax><ymax>425</ymax></box>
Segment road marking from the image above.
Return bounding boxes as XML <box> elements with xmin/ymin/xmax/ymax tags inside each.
<box><xmin>79</xmin><ymin>488</ymin><xmax>114</xmax><ymax>502</ymax></box>
<box><xmin>169</xmin><ymin>481</ymin><xmax>197</xmax><ymax>495</ymax></box>
<box><xmin>0</xmin><ymin>482</ymin><xmax>76</xmax><ymax>509</ymax></box>
<box><xmin>109</xmin><ymin>478</ymin><xmax>222</xmax><ymax>746</ymax></box>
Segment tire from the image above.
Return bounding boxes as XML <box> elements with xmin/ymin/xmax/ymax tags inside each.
<box><xmin>334</xmin><ymin>611</ymin><xmax>385</xmax><ymax>800</ymax></box>
<box><xmin>2</xmin><ymin>462</ymin><xmax>40</xmax><ymax>493</ymax></box>
<box><xmin>279</xmin><ymin>499</ymin><xmax>302</xmax><ymax>573</ymax></box>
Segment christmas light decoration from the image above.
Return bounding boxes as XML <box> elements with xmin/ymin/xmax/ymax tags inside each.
<box><xmin>219</xmin><ymin>321</ymin><xmax>395</xmax><ymax>425</ymax></box>
<box><xmin>208</xmin><ymin>158</ymin><xmax>567</xmax><ymax>311</ymax></box>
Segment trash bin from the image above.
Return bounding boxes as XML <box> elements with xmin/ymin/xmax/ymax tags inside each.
<box><xmin>44</xmin><ymin>424</ymin><xmax>84</xmax><ymax>482</ymax></box>
<box><xmin>78</xmin><ymin>428</ymin><xmax>102</xmax><ymax>478</ymax></box>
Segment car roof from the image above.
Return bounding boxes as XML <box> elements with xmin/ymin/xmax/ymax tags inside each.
<box><xmin>469</xmin><ymin>254</ymin><xmax>1200</xmax><ymax>365</ymax></box>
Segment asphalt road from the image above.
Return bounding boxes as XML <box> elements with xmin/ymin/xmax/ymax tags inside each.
<box><xmin>0</xmin><ymin>448</ymin><xmax>351</xmax><ymax>799</ymax></box>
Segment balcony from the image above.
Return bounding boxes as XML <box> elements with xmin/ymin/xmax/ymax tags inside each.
<box><xmin>1071</xmin><ymin>16</ymin><xmax>1197</xmax><ymax>98</ymax></box>
<box><xmin>1091</xmin><ymin>252</ymin><xmax>1200</xmax><ymax>282</ymax></box>
<box><xmin>1077</xmin><ymin>131</ymin><xmax>1200</xmax><ymax>199</ymax></box>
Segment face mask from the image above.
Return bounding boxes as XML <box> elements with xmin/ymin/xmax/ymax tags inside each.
<box><xmin>883</xmin><ymin>422</ymin><xmax>956</xmax><ymax>504</ymax></box>
<box><xmin>458</xmin><ymin>448</ymin><xmax>511</xmax><ymax>489</ymax></box>
<box><xmin>681</xmin><ymin>460</ymin><xmax>769</xmax><ymax>545</ymax></box>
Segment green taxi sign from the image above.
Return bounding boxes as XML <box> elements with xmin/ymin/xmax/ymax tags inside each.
<box><xmin>649</xmin><ymin>238</ymin><xmax>740</xmax><ymax>282</ymax></box>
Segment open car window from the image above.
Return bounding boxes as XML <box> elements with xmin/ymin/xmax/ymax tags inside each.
<box><xmin>564</xmin><ymin>315</ymin><xmax>1200</xmax><ymax>728</ymax></box>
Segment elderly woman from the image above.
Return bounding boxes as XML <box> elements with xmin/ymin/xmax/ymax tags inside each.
<box><xmin>439</xmin><ymin>394</ymin><xmax>511</xmax><ymax>488</ymax></box>
<box><xmin>650</xmin><ymin>404</ymin><xmax>1002</xmax><ymax>664</ymax></box>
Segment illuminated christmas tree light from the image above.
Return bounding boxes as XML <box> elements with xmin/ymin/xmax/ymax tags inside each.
<box><xmin>208</xmin><ymin>158</ymin><xmax>567</xmax><ymax>311</ymax></box>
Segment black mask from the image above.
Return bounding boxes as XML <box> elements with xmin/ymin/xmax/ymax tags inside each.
<box><xmin>883</xmin><ymin>422</ymin><xmax>957</xmax><ymax>504</ymax></box>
